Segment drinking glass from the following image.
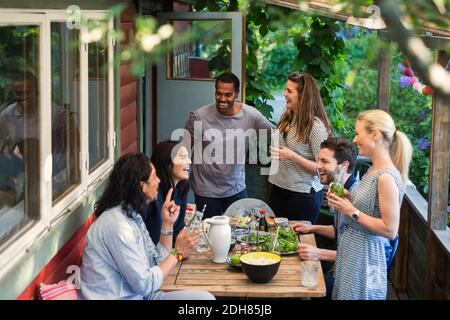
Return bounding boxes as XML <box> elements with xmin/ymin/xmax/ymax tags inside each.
<box><xmin>301</xmin><ymin>261</ymin><xmax>318</xmax><ymax>288</ymax></box>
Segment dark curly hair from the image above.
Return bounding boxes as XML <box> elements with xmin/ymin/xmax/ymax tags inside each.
<box><xmin>151</xmin><ymin>140</ymin><xmax>189</xmax><ymax>199</ymax></box>
<box><xmin>94</xmin><ymin>153</ymin><xmax>152</xmax><ymax>218</ymax></box>
<box><xmin>320</xmin><ymin>137</ymin><xmax>358</xmax><ymax>174</ymax></box>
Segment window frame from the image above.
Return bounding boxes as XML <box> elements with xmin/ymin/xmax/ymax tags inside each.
<box><xmin>45</xmin><ymin>12</ymin><xmax>85</xmax><ymax>221</ymax></box>
<box><xmin>83</xmin><ymin>13</ymin><xmax>115</xmax><ymax>188</ymax></box>
<box><xmin>0</xmin><ymin>9</ymin><xmax>115</xmax><ymax>275</ymax></box>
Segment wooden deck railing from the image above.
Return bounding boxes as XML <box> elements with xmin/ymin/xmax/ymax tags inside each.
<box><xmin>391</xmin><ymin>186</ymin><xmax>450</xmax><ymax>299</ymax></box>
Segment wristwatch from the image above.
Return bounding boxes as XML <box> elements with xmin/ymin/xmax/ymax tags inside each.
<box><xmin>160</xmin><ymin>228</ymin><xmax>173</xmax><ymax>236</ymax></box>
<box><xmin>351</xmin><ymin>210</ymin><xmax>361</xmax><ymax>222</ymax></box>
<box><xmin>171</xmin><ymin>247</ymin><xmax>184</xmax><ymax>261</ymax></box>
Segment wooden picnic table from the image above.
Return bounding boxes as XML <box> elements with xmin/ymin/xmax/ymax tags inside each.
<box><xmin>161</xmin><ymin>220</ymin><xmax>326</xmax><ymax>298</ymax></box>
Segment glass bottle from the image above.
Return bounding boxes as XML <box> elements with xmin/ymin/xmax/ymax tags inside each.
<box><xmin>258</xmin><ymin>209</ymin><xmax>267</xmax><ymax>232</ymax></box>
<box><xmin>187</xmin><ymin>210</ymin><xmax>209</xmax><ymax>252</ymax></box>
<box><xmin>330</xmin><ymin>167</ymin><xmax>345</xmax><ymax>198</ymax></box>
<box><xmin>248</xmin><ymin>210</ymin><xmax>259</xmax><ymax>251</ymax></box>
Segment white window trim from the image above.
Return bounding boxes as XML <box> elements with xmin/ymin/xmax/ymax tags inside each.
<box><xmin>45</xmin><ymin>12</ymin><xmax>87</xmax><ymax>220</ymax></box>
<box><xmin>0</xmin><ymin>12</ymin><xmax>49</xmax><ymax>274</ymax></box>
<box><xmin>0</xmin><ymin>9</ymin><xmax>115</xmax><ymax>277</ymax></box>
<box><xmin>46</xmin><ymin>11</ymin><xmax>115</xmax><ymax>222</ymax></box>
<box><xmin>84</xmin><ymin>14</ymin><xmax>115</xmax><ymax>187</ymax></box>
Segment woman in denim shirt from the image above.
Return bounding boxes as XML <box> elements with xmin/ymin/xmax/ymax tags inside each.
<box><xmin>79</xmin><ymin>153</ymin><xmax>214</xmax><ymax>300</ymax></box>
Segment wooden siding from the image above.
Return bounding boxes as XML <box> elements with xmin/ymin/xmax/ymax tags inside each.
<box><xmin>120</xmin><ymin>1</ymin><xmax>139</xmax><ymax>155</ymax></box>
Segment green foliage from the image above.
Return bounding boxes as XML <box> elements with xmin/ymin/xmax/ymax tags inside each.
<box><xmin>0</xmin><ymin>26</ymin><xmax>39</xmax><ymax>107</ymax></box>
<box><xmin>290</xmin><ymin>17</ymin><xmax>350</xmax><ymax>136</ymax></box>
<box><xmin>339</xmin><ymin>30</ymin><xmax>434</xmax><ymax>201</ymax></box>
<box><xmin>194</xmin><ymin>1</ymin><xmax>350</xmax><ymax>128</ymax></box>
<box><xmin>262</xmin><ymin>38</ymin><xmax>298</xmax><ymax>90</ymax></box>
<box><xmin>194</xmin><ymin>0</ymin><xmax>275</xmax><ymax>121</ymax></box>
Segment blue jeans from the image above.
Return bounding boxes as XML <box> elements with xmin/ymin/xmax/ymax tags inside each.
<box><xmin>269</xmin><ymin>184</ymin><xmax>324</xmax><ymax>223</ymax></box>
<box><xmin>195</xmin><ymin>189</ymin><xmax>247</xmax><ymax>219</ymax></box>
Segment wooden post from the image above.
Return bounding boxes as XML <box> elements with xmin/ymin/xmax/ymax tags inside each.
<box><xmin>427</xmin><ymin>50</ymin><xmax>449</xmax><ymax>230</ymax></box>
<box><xmin>377</xmin><ymin>39</ymin><xmax>391</xmax><ymax>111</ymax></box>
<box><xmin>425</xmin><ymin>50</ymin><xmax>449</xmax><ymax>299</ymax></box>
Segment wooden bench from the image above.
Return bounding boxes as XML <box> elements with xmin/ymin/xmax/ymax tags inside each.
<box><xmin>17</xmin><ymin>214</ymin><xmax>96</xmax><ymax>300</ymax></box>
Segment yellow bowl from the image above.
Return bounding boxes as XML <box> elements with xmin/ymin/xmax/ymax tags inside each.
<box><xmin>239</xmin><ymin>252</ymin><xmax>281</xmax><ymax>283</ymax></box>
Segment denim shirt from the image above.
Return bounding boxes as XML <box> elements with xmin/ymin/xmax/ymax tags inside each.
<box><xmin>80</xmin><ymin>205</ymin><xmax>169</xmax><ymax>300</ymax></box>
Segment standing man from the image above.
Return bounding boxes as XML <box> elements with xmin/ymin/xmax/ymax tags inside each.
<box><xmin>292</xmin><ymin>137</ymin><xmax>358</xmax><ymax>299</ymax></box>
<box><xmin>184</xmin><ymin>72</ymin><xmax>273</xmax><ymax>218</ymax></box>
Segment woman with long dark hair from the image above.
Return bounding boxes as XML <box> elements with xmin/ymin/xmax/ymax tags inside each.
<box><xmin>145</xmin><ymin>140</ymin><xmax>191</xmax><ymax>244</ymax></box>
<box><xmin>80</xmin><ymin>153</ymin><xmax>214</xmax><ymax>300</ymax></box>
<box><xmin>269</xmin><ymin>72</ymin><xmax>332</xmax><ymax>223</ymax></box>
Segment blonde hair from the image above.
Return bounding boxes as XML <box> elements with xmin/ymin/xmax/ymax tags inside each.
<box><xmin>357</xmin><ymin>109</ymin><xmax>413</xmax><ymax>183</ymax></box>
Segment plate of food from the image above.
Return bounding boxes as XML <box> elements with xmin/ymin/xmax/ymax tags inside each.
<box><xmin>229</xmin><ymin>215</ymin><xmax>252</xmax><ymax>229</ymax></box>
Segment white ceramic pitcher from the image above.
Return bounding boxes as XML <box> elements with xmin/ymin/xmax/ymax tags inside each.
<box><xmin>202</xmin><ymin>215</ymin><xmax>231</xmax><ymax>263</ymax></box>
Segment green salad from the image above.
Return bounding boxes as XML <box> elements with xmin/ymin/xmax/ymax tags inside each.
<box><xmin>261</xmin><ymin>227</ymin><xmax>298</xmax><ymax>253</ymax></box>
<box><xmin>248</xmin><ymin>232</ymin><xmax>271</xmax><ymax>243</ymax></box>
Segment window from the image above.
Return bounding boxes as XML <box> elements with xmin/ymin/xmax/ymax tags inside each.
<box><xmin>0</xmin><ymin>23</ymin><xmax>41</xmax><ymax>248</ymax></box>
<box><xmin>167</xmin><ymin>19</ymin><xmax>232</xmax><ymax>80</ymax></box>
<box><xmin>88</xmin><ymin>36</ymin><xmax>109</xmax><ymax>172</ymax></box>
<box><xmin>0</xmin><ymin>10</ymin><xmax>115</xmax><ymax>272</ymax></box>
<box><xmin>51</xmin><ymin>22</ymin><xmax>81</xmax><ymax>201</ymax></box>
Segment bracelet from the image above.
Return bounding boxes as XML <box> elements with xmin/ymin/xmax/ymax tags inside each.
<box><xmin>171</xmin><ymin>247</ymin><xmax>184</xmax><ymax>261</ymax></box>
<box><xmin>161</xmin><ymin>228</ymin><xmax>173</xmax><ymax>236</ymax></box>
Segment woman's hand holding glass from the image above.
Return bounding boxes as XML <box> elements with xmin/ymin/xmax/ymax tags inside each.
<box><xmin>326</xmin><ymin>185</ymin><xmax>350</xmax><ymax>201</ymax></box>
<box><xmin>270</xmin><ymin>146</ymin><xmax>296</xmax><ymax>161</ymax></box>
<box><xmin>175</xmin><ymin>227</ymin><xmax>202</xmax><ymax>258</ymax></box>
<box><xmin>327</xmin><ymin>192</ymin><xmax>356</xmax><ymax>217</ymax></box>
<box><xmin>297</xmin><ymin>243</ymin><xmax>320</xmax><ymax>261</ymax></box>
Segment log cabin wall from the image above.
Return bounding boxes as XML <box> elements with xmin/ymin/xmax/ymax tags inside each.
<box><xmin>120</xmin><ymin>1</ymin><xmax>139</xmax><ymax>154</ymax></box>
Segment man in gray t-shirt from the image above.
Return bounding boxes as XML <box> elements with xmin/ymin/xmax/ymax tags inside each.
<box><xmin>184</xmin><ymin>72</ymin><xmax>273</xmax><ymax>218</ymax></box>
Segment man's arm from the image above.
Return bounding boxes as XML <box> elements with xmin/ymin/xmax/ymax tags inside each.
<box><xmin>293</xmin><ymin>223</ymin><xmax>335</xmax><ymax>240</ymax></box>
<box><xmin>254</xmin><ymin>108</ymin><xmax>275</xmax><ymax>131</ymax></box>
<box><xmin>312</xmin><ymin>225</ymin><xmax>336</xmax><ymax>240</ymax></box>
<box><xmin>297</xmin><ymin>243</ymin><xmax>336</xmax><ymax>261</ymax></box>
<box><xmin>0</xmin><ymin>111</ymin><xmax>12</xmax><ymax>152</ymax></box>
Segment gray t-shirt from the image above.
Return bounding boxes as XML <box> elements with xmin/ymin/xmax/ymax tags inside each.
<box><xmin>184</xmin><ymin>103</ymin><xmax>273</xmax><ymax>198</ymax></box>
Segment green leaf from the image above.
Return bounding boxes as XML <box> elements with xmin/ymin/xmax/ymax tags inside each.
<box><xmin>194</xmin><ymin>0</ymin><xmax>207</xmax><ymax>11</ymax></box>
<box><xmin>259</xmin><ymin>24</ymin><xmax>268</xmax><ymax>37</ymax></box>
<box><xmin>320</xmin><ymin>60</ymin><xmax>331</xmax><ymax>73</ymax></box>
<box><xmin>206</xmin><ymin>0</ymin><xmax>221</xmax><ymax>11</ymax></box>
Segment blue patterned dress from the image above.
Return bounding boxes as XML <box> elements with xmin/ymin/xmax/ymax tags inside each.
<box><xmin>332</xmin><ymin>168</ymin><xmax>404</xmax><ymax>300</ymax></box>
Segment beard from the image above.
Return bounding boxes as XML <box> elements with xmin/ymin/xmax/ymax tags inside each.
<box><xmin>320</xmin><ymin>170</ymin><xmax>336</xmax><ymax>185</ymax></box>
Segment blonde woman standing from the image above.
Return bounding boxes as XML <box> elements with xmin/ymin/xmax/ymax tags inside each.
<box><xmin>327</xmin><ymin>109</ymin><xmax>412</xmax><ymax>300</ymax></box>
<box><xmin>269</xmin><ymin>72</ymin><xmax>332</xmax><ymax>223</ymax></box>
